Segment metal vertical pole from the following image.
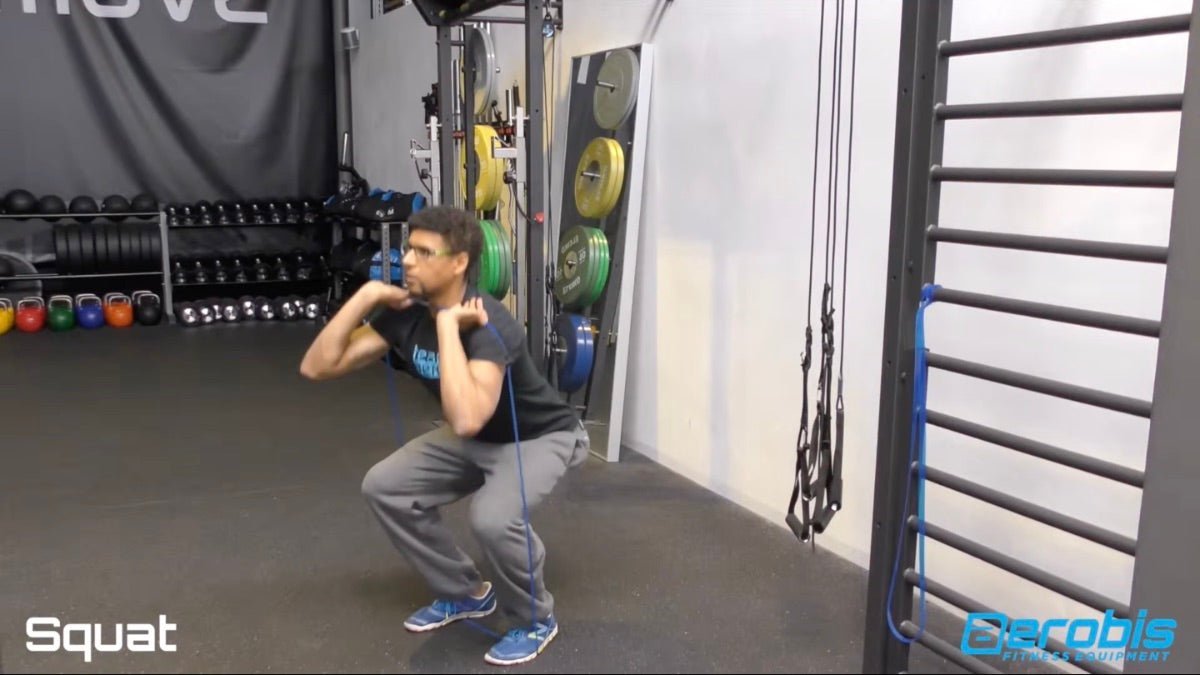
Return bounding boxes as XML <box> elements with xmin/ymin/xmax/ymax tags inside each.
<box><xmin>1126</xmin><ymin>6</ymin><xmax>1200</xmax><ymax>673</ymax></box>
<box><xmin>333</xmin><ymin>0</ymin><xmax>353</xmax><ymax>170</ymax></box>
<box><xmin>464</xmin><ymin>26</ymin><xmax>477</xmax><ymax>214</ymax></box>
<box><xmin>437</xmin><ymin>25</ymin><xmax>456</xmax><ymax>208</ymax></box>
<box><xmin>862</xmin><ymin>1</ymin><xmax>952</xmax><ymax>672</ymax></box>
<box><xmin>526</xmin><ymin>0</ymin><xmax>547</xmax><ymax>371</ymax></box>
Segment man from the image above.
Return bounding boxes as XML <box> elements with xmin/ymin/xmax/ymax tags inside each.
<box><xmin>299</xmin><ymin>206</ymin><xmax>588</xmax><ymax>666</ymax></box>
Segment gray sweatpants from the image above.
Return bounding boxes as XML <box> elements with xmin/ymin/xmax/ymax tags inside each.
<box><xmin>361</xmin><ymin>423</ymin><xmax>589</xmax><ymax>625</ymax></box>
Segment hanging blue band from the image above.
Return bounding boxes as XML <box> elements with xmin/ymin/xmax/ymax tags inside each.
<box><xmin>885</xmin><ymin>283</ymin><xmax>939</xmax><ymax>644</ymax></box>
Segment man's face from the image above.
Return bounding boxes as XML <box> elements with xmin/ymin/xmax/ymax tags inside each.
<box><xmin>403</xmin><ymin>229</ymin><xmax>466</xmax><ymax>298</ymax></box>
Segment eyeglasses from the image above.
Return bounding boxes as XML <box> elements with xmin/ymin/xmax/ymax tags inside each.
<box><xmin>404</xmin><ymin>241</ymin><xmax>454</xmax><ymax>261</ymax></box>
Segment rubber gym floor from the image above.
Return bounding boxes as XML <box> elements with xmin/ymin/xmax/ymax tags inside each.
<box><xmin>4</xmin><ymin>322</ymin><xmax>994</xmax><ymax>674</ymax></box>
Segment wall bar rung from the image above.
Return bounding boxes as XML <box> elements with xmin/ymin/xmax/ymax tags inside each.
<box><xmin>926</xmin><ymin>410</ymin><xmax>1145</xmax><ymax>488</ymax></box>
<box><xmin>902</xmin><ymin>570</ymin><xmax>1121</xmax><ymax>675</ymax></box>
<box><xmin>909</xmin><ymin>517</ymin><xmax>1132</xmax><ymax>618</ymax></box>
<box><xmin>931</xmin><ymin>166</ymin><xmax>1175</xmax><ymax>188</ymax></box>
<box><xmin>927</xmin><ymin>226</ymin><xmax>1169</xmax><ymax>264</ymax></box>
<box><xmin>936</xmin><ymin>94</ymin><xmax>1183</xmax><ymax>119</ymax></box>
<box><xmin>919</xmin><ymin>464</ymin><xmax>1137</xmax><ymax>555</ymax></box>
<box><xmin>898</xmin><ymin>620</ymin><xmax>1002</xmax><ymax>674</ymax></box>
<box><xmin>926</xmin><ymin>353</ymin><xmax>1154</xmax><ymax>418</ymax></box>
<box><xmin>939</xmin><ymin>14</ymin><xmax>1191</xmax><ymax>57</ymax></box>
<box><xmin>930</xmin><ymin>287</ymin><xmax>1160</xmax><ymax>337</ymax></box>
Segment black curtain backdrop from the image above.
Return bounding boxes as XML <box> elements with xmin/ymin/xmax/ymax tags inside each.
<box><xmin>0</xmin><ymin>0</ymin><xmax>335</xmax><ymax>205</ymax></box>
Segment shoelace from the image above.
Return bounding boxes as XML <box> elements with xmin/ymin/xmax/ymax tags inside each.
<box><xmin>432</xmin><ymin>598</ymin><xmax>460</xmax><ymax>617</ymax></box>
<box><xmin>502</xmin><ymin>626</ymin><xmax>538</xmax><ymax>643</ymax></box>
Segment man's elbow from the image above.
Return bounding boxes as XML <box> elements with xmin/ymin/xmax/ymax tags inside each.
<box><xmin>299</xmin><ymin>360</ymin><xmax>329</xmax><ymax>381</ymax></box>
<box><xmin>450</xmin><ymin>414</ymin><xmax>484</xmax><ymax>438</ymax></box>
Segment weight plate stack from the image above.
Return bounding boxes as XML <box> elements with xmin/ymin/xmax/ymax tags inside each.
<box><xmin>466</xmin><ymin>27</ymin><xmax>498</xmax><ymax>117</ymax></box>
<box><xmin>553</xmin><ymin>225</ymin><xmax>611</xmax><ymax>310</ymax></box>
<box><xmin>593</xmin><ymin>48</ymin><xmax>640</xmax><ymax>131</ymax></box>
<box><xmin>477</xmin><ymin>218</ymin><xmax>496</xmax><ymax>296</ymax></box>
<box><xmin>574</xmin><ymin>137</ymin><xmax>625</xmax><ymax>219</ymax></box>
<box><xmin>459</xmin><ymin>125</ymin><xmax>505</xmax><ymax>212</ymax></box>
<box><xmin>555</xmin><ymin>312</ymin><xmax>595</xmax><ymax>393</ymax></box>
<box><xmin>476</xmin><ymin>219</ymin><xmax>511</xmax><ymax>300</ymax></box>
<box><xmin>587</xmin><ymin>226</ymin><xmax>611</xmax><ymax>305</ymax></box>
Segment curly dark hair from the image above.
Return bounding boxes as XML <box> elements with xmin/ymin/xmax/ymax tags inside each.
<box><xmin>407</xmin><ymin>206</ymin><xmax>482</xmax><ymax>281</ymax></box>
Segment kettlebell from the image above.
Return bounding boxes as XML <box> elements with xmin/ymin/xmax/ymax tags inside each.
<box><xmin>103</xmin><ymin>293</ymin><xmax>135</xmax><ymax>328</ymax></box>
<box><xmin>131</xmin><ymin>291</ymin><xmax>163</xmax><ymax>326</ymax></box>
<box><xmin>176</xmin><ymin>302</ymin><xmax>200</xmax><ymax>327</ymax></box>
<box><xmin>16</xmin><ymin>297</ymin><xmax>46</xmax><ymax>333</ymax></box>
<box><xmin>75</xmin><ymin>294</ymin><xmax>105</xmax><ymax>329</ymax></box>
<box><xmin>47</xmin><ymin>295</ymin><xmax>76</xmax><ymax>332</ymax></box>
<box><xmin>0</xmin><ymin>298</ymin><xmax>14</xmax><ymax>335</ymax></box>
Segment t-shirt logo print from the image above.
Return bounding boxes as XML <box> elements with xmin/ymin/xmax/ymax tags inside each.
<box><xmin>412</xmin><ymin>345</ymin><xmax>440</xmax><ymax>380</ymax></box>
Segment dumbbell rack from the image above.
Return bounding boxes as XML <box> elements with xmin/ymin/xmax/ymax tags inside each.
<box><xmin>162</xmin><ymin>211</ymin><xmax>333</xmax><ymax>323</ymax></box>
<box><xmin>0</xmin><ymin>210</ymin><xmax>169</xmax><ymax>301</ymax></box>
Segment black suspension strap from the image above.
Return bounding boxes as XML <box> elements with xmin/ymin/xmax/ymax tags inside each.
<box><xmin>787</xmin><ymin>0</ymin><xmax>828</xmax><ymax>545</ymax></box>
<box><xmin>789</xmin><ymin>0</ymin><xmax>858</xmax><ymax>544</ymax></box>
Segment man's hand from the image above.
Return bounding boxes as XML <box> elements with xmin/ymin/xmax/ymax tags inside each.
<box><xmin>437</xmin><ymin>297</ymin><xmax>488</xmax><ymax>331</ymax></box>
<box><xmin>374</xmin><ymin>282</ymin><xmax>414</xmax><ymax>311</ymax></box>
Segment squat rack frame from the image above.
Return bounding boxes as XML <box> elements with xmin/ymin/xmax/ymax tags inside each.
<box><xmin>864</xmin><ymin>2</ymin><xmax>1200</xmax><ymax>673</ymax></box>
<box><xmin>430</xmin><ymin>0</ymin><xmax>559</xmax><ymax>373</ymax></box>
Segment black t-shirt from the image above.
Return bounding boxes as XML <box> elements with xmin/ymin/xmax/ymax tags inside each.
<box><xmin>369</xmin><ymin>287</ymin><xmax>580</xmax><ymax>444</ymax></box>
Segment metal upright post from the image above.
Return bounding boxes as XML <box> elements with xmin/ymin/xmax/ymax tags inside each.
<box><xmin>437</xmin><ymin>25</ymin><xmax>456</xmax><ymax>207</ymax></box>
<box><xmin>862</xmin><ymin>1</ymin><xmax>953</xmax><ymax>672</ymax></box>
<box><xmin>1126</xmin><ymin>6</ymin><xmax>1200</xmax><ymax>673</ymax></box>
<box><xmin>464</xmin><ymin>26</ymin><xmax>477</xmax><ymax>214</ymax></box>
<box><xmin>526</xmin><ymin>0</ymin><xmax>547</xmax><ymax>371</ymax></box>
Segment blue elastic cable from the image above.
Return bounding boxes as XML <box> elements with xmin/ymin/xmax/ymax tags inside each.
<box><xmin>381</xmin><ymin>316</ymin><xmax>538</xmax><ymax>641</ymax></box>
<box><xmin>487</xmin><ymin>322</ymin><xmax>541</xmax><ymax>638</ymax></box>
<box><xmin>885</xmin><ymin>283</ymin><xmax>938</xmax><ymax>644</ymax></box>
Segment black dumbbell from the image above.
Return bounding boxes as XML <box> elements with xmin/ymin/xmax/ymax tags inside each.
<box><xmin>255</xmin><ymin>296</ymin><xmax>277</xmax><ymax>320</ymax></box>
<box><xmin>220</xmin><ymin>297</ymin><xmax>240</xmax><ymax>322</ymax></box>
<box><xmin>192</xmin><ymin>260</ymin><xmax>209</xmax><ymax>284</ymax></box>
<box><xmin>274</xmin><ymin>256</ymin><xmax>291</xmax><ymax>282</ymax></box>
<box><xmin>303</xmin><ymin>295</ymin><xmax>324</xmax><ymax>320</ymax></box>
<box><xmin>214</xmin><ymin>201</ymin><xmax>232</xmax><ymax>225</ymax></box>
<box><xmin>250</xmin><ymin>256</ymin><xmax>270</xmax><ymax>282</ymax></box>
<box><xmin>237</xmin><ymin>295</ymin><xmax>257</xmax><ymax>320</ymax></box>
<box><xmin>195</xmin><ymin>201</ymin><xmax>213</xmax><ymax>226</ymax></box>
<box><xmin>176</xmin><ymin>302</ymin><xmax>199</xmax><ymax>327</ymax></box>
<box><xmin>171</xmin><ymin>260</ymin><xmax>188</xmax><ymax>285</ymax></box>
<box><xmin>293</xmin><ymin>251</ymin><xmax>313</xmax><ymax>280</ymax></box>
<box><xmin>229</xmin><ymin>258</ymin><xmax>248</xmax><ymax>283</ymax></box>
<box><xmin>213</xmin><ymin>259</ymin><xmax>229</xmax><ymax>283</ymax></box>
<box><xmin>275</xmin><ymin>296</ymin><xmax>300</xmax><ymax>321</ymax></box>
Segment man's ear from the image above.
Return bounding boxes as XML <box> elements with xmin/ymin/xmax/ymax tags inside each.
<box><xmin>454</xmin><ymin>251</ymin><xmax>470</xmax><ymax>278</ymax></box>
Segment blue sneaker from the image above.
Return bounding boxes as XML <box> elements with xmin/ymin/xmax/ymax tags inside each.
<box><xmin>483</xmin><ymin>616</ymin><xmax>559</xmax><ymax>666</ymax></box>
<box><xmin>403</xmin><ymin>583</ymin><xmax>497</xmax><ymax>632</ymax></box>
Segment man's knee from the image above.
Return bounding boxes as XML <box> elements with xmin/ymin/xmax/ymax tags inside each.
<box><xmin>469</xmin><ymin>504</ymin><xmax>516</xmax><ymax>546</ymax></box>
<box><xmin>362</xmin><ymin>459</ymin><xmax>412</xmax><ymax>505</ymax></box>
<box><xmin>361</xmin><ymin>462</ymin><xmax>388</xmax><ymax>503</ymax></box>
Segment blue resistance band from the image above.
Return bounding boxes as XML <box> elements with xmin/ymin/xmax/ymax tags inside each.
<box><xmin>383</xmin><ymin>315</ymin><xmax>539</xmax><ymax>641</ymax></box>
<box><xmin>885</xmin><ymin>283</ymin><xmax>939</xmax><ymax>644</ymax></box>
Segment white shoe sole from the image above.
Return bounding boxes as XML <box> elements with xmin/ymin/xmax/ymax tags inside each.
<box><xmin>483</xmin><ymin>624</ymin><xmax>559</xmax><ymax>666</ymax></box>
<box><xmin>403</xmin><ymin>602</ymin><xmax>496</xmax><ymax>633</ymax></box>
